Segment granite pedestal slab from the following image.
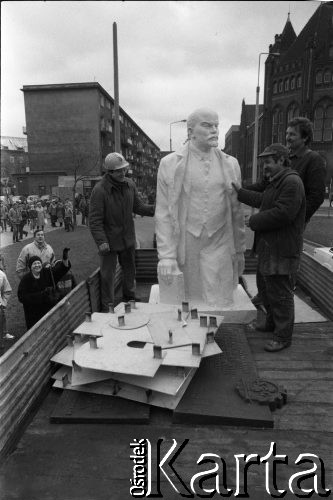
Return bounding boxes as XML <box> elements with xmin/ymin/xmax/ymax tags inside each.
<box><xmin>150</xmin><ymin>283</ymin><xmax>256</xmax><ymax>324</ymax></box>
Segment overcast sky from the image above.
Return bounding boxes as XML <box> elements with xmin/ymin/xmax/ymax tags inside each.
<box><xmin>1</xmin><ymin>1</ymin><xmax>321</xmax><ymax>151</ymax></box>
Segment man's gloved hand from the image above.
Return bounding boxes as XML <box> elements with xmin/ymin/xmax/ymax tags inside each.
<box><xmin>44</xmin><ymin>286</ymin><xmax>54</xmax><ymax>296</ymax></box>
<box><xmin>98</xmin><ymin>242</ymin><xmax>111</xmax><ymax>256</ymax></box>
<box><xmin>157</xmin><ymin>259</ymin><xmax>181</xmax><ymax>285</ymax></box>
<box><xmin>62</xmin><ymin>247</ymin><xmax>70</xmax><ymax>260</ymax></box>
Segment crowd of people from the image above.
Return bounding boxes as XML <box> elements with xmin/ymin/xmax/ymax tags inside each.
<box><xmin>0</xmin><ymin>197</ymin><xmax>82</xmax><ymax>241</ymax></box>
<box><xmin>0</xmin><ymin>115</ymin><xmax>327</xmax><ymax>354</ymax></box>
<box><xmin>0</xmin><ymin>206</ymin><xmax>79</xmax><ymax>337</ymax></box>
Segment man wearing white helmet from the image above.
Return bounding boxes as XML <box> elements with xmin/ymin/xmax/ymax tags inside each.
<box><xmin>89</xmin><ymin>152</ymin><xmax>155</xmax><ymax>311</ymax></box>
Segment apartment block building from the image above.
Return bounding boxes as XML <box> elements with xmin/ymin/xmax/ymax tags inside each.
<box><xmin>21</xmin><ymin>82</ymin><xmax>160</xmax><ymax>195</ymax></box>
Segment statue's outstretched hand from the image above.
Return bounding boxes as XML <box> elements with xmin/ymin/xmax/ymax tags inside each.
<box><xmin>158</xmin><ymin>259</ymin><xmax>180</xmax><ymax>285</ymax></box>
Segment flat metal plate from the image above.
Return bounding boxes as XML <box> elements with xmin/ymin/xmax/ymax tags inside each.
<box><xmin>50</xmin><ymin>389</ymin><xmax>150</xmax><ymax>424</ymax></box>
<box><xmin>173</xmin><ymin>324</ymin><xmax>273</xmax><ymax>427</ymax></box>
<box><xmin>108</xmin><ymin>311</ymin><xmax>150</xmax><ymax>330</ymax></box>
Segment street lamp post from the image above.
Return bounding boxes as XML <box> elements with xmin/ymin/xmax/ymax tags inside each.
<box><xmin>252</xmin><ymin>52</ymin><xmax>280</xmax><ymax>184</ymax></box>
<box><xmin>169</xmin><ymin>119</ymin><xmax>187</xmax><ymax>152</ymax></box>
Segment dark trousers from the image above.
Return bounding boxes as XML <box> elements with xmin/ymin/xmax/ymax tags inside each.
<box><xmin>100</xmin><ymin>246</ymin><xmax>136</xmax><ymax>311</ymax></box>
<box><xmin>0</xmin><ymin>306</ymin><xmax>7</xmax><ymax>336</ymax></box>
<box><xmin>12</xmin><ymin>223</ymin><xmax>20</xmax><ymax>242</ymax></box>
<box><xmin>256</xmin><ymin>265</ymin><xmax>265</xmax><ymax>301</ymax></box>
<box><xmin>64</xmin><ymin>217</ymin><xmax>74</xmax><ymax>231</ymax></box>
<box><xmin>19</xmin><ymin>221</ymin><xmax>28</xmax><ymax>239</ymax></box>
<box><xmin>261</xmin><ymin>274</ymin><xmax>295</xmax><ymax>344</ymax></box>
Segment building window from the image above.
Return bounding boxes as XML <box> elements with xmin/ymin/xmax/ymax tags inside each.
<box><xmin>316</xmin><ymin>71</ymin><xmax>323</xmax><ymax>85</ymax></box>
<box><xmin>313</xmin><ymin>101</ymin><xmax>333</xmax><ymax>142</ymax></box>
<box><xmin>19</xmin><ymin>156</ymin><xmax>24</xmax><ymax>163</ymax></box>
<box><xmin>272</xmin><ymin>108</ymin><xmax>284</xmax><ymax>143</ymax></box>
<box><xmin>284</xmin><ymin>78</ymin><xmax>289</xmax><ymax>91</ymax></box>
<box><xmin>296</xmin><ymin>75</ymin><xmax>302</xmax><ymax>88</ymax></box>
<box><xmin>278</xmin><ymin>80</ymin><xmax>283</xmax><ymax>92</ymax></box>
<box><xmin>290</xmin><ymin>76</ymin><xmax>295</xmax><ymax>90</ymax></box>
<box><xmin>329</xmin><ymin>45</ymin><xmax>333</xmax><ymax>59</ymax></box>
<box><xmin>100</xmin><ymin>95</ymin><xmax>105</xmax><ymax>107</ymax></box>
<box><xmin>287</xmin><ymin>104</ymin><xmax>300</xmax><ymax>123</ymax></box>
<box><xmin>10</xmin><ymin>156</ymin><xmax>14</xmax><ymax>164</ymax></box>
<box><xmin>106</xmin><ymin>100</ymin><xmax>111</xmax><ymax>109</ymax></box>
<box><xmin>324</xmin><ymin>70</ymin><xmax>331</xmax><ymax>83</ymax></box>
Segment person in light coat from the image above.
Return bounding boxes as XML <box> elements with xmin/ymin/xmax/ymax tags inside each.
<box><xmin>16</xmin><ymin>229</ymin><xmax>55</xmax><ymax>279</ymax></box>
<box><xmin>155</xmin><ymin>108</ymin><xmax>246</xmax><ymax>307</ymax></box>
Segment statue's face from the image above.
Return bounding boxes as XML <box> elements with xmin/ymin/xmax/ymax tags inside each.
<box><xmin>190</xmin><ymin>110</ymin><xmax>219</xmax><ymax>151</ymax></box>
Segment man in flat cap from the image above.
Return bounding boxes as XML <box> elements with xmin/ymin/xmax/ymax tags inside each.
<box><xmin>233</xmin><ymin>143</ymin><xmax>306</xmax><ymax>352</ymax></box>
<box><xmin>89</xmin><ymin>152</ymin><xmax>155</xmax><ymax>311</ymax></box>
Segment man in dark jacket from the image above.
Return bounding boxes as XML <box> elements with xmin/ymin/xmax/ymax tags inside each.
<box><xmin>233</xmin><ymin>144</ymin><xmax>306</xmax><ymax>352</ymax></box>
<box><xmin>18</xmin><ymin>249</ymin><xmax>71</xmax><ymax>330</ymax></box>
<box><xmin>250</xmin><ymin>117</ymin><xmax>326</xmax><ymax>306</ymax></box>
<box><xmin>89</xmin><ymin>153</ymin><xmax>155</xmax><ymax>311</ymax></box>
<box><xmin>286</xmin><ymin>117</ymin><xmax>326</xmax><ymax>223</ymax></box>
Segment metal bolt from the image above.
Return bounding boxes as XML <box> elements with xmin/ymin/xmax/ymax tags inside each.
<box><xmin>85</xmin><ymin>312</ymin><xmax>92</xmax><ymax>322</ymax></box>
<box><xmin>66</xmin><ymin>335</ymin><xmax>74</xmax><ymax>346</ymax></box>
<box><xmin>192</xmin><ymin>343</ymin><xmax>200</xmax><ymax>356</ymax></box>
<box><xmin>129</xmin><ymin>299</ymin><xmax>136</xmax><ymax>309</ymax></box>
<box><xmin>191</xmin><ymin>308</ymin><xmax>198</xmax><ymax>319</ymax></box>
<box><xmin>108</xmin><ymin>302</ymin><xmax>114</xmax><ymax>313</ymax></box>
<box><xmin>118</xmin><ymin>315</ymin><xmax>125</xmax><ymax>326</ymax></box>
<box><xmin>153</xmin><ymin>345</ymin><xmax>162</xmax><ymax>359</ymax></box>
<box><xmin>177</xmin><ymin>309</ymin><xmax>182</xmax><ymax>321</ymax></box>
<box><xmin>200</xmin><ymin>316</ymin><xmax>208</xmax><ymax>327</ymax></box>
<box><xmin>168</xmin><ymin>330</ymin><xmax>173</xmax><ymax>344</ymax></box>
<box><xmin>125</xmin><ymin>302</ymin><xmax>131</xmax><ymax>314</ymax></box>
<box><xmin>89</xmin><ymin>336</ymin><xmax>98</xmax><ymax>349</ymax></box>
<box><xmin>182</xmin><ymin>301</ymin><xmax>189</xmax><ymax>313</ymax></box>
<box><xmin>209</xmin><ymin>316</ymin><xmax>217</xmax><ymax>328</ymax></box>
<box><xmin>206</xmin><ymin>331</ymin><xmax>215</xmax><ymax>344</ymax></box>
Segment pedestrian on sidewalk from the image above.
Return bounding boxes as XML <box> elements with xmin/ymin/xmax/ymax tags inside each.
<box><xmin>18</xmin><ymin>202</ymin><xmax>29</xmax><ymax>239</ymax></box>
<box><xmin>0</xmin><ymin>256</ymin><xmax>13</xmax><ymax>339</ymax></box>
<box><xmin>8</xmin><ymin>202</ymin><xmax>22</xmax><ymax>243</ymax></box>
<box><xmin>56</xmin><ymin>200</ymin><xmax>64</xmax><ymax>227</ymax></box>
<box><xmin>233</xmin><ymin>144</ymin><xmax>305</xmax><ymax>352</ymax></box>
<box><xmin>0</xmin><ymin>201</ymin><xmax>8</xmax><ymax>232</ymax></box>
<box><xmin>64</xmin><ymin>200</ymin><xmax>74</xmax><ymax>231</ymax></box>
<box><xmin>36</xmin><ymin>201</ymin><xmax>46</xmax><ymax>231</ymax></box>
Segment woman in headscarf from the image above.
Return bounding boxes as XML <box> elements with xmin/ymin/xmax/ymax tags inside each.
<box><xmin>18</xmin><ymin>249</ymin><xmax>71</xmax><ymax>329</ymax></box>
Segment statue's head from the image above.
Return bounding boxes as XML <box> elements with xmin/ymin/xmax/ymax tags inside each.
<box><xmin>187</xmin><ymin>108</ymin><xmax>219</xmax><ymax>152</ymax></box>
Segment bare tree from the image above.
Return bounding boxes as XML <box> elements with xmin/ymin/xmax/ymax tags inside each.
<box><xmin>68</xmin><ymin>149</ymin><xmax>101</xmax><ymax>225</ymax></box>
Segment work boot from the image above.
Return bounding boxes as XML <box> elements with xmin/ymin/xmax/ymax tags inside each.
<box><xmin>255</xmin><ymin>321</ymin><xmax>275</xmax><ymax>332</ymax></box>
<box><xmin>264</xmin><ymin>340</ymin><xmax>291</xmax><ymax>352</ymax></box>
<box><xmin>251</xmin><ymin>294</ymin><xmax>263</xmax><ymax>306</ymax></box>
